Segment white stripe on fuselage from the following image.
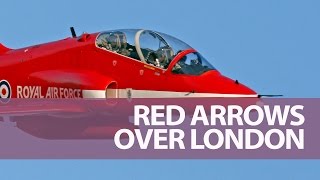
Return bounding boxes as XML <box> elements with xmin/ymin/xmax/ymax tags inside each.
<box><xmin>82</xmin><ymin>89</ymin><xmax>258</xmax><ymax>98</ymax></box>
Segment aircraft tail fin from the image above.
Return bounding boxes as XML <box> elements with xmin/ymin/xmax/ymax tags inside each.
<box><xmin>0</xmin><ymin>43</ymin><xmax>12</xmax><ymax>55</ymax></box>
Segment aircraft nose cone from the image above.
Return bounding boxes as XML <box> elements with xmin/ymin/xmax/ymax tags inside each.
<box><xmin>197</xmin><ymin>71</ymin><xmax>257</xmax><ymax>96</ymax></box>
<box><xmin>233</xmin><ymin>80</ymin><xmax>257</xmax><ymax>95</ymax></box>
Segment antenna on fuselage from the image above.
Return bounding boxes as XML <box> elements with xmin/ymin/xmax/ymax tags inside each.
<box><xmin>70</xmin><ymin>27</ymin><xmax>77</xmax><ymax>38</ymax></box>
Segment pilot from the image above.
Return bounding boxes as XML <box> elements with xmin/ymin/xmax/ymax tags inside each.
<box><xmin>154</xmin><ymin>47</ymin><xmax>173</xmax><ymax>68</ymax></box>
<box><xmin>107</xmin><ymin>34</ymin><xmax>120</xmax><ymax>52</ymax></box>
<box><xmin>190</xmin><ymin>58</ymin><xmax>204</xmax><ymax>74</ymax></box>
<box><xmin>145</xmin><ymin>52</ymin><xmax>157</xmax><ymax>66</ymax></box>
<box><xmin>172</xmin><ymin>55</ymin><xmax>187</xmax><ymax>74</ymax></box>
<box><xmin>118</xmin><ymin>42</ymin><xmax>131</xmax><ymax>56</ymax></box>
<box><xmin>98</xmin><ymin>32</ymin><xmax>133</xmax><ymax>58</ymax></box>
<box><xmin>155</xmin><ymin>52</ymin><xmax>166</xmax><ymax>68</ymax></box>
<box><xmin>117</xmin><ymin>33</ymin><xmax>131</xmax><ymax>56</ymax></box>
<box><xmin>98</xmin><ymin>35</ymin><xmax>111</xmax><ymax>50</ymax></box>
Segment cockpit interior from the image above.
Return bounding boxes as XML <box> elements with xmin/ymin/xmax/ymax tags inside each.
<box><xmin>96</xmin><ymin>29</ymin><xmax>215</xmax><ymax>75</ymax></box>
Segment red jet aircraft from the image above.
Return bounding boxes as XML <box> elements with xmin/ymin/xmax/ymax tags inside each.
<box><xmin>0</xmin><ymin>28</ymin><xmax>260</xmax><ymax>102</ymax></box>
<box><xmin>1</xmin><ymin>28</ymin><xmax>281</xmax><ymax>139</ymax></box>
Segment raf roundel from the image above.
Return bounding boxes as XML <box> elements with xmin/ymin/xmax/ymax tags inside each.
<box><xmin>0</xmin><ymin>80</ymin><xmax>12</xmax><ymax>103</ymax></box>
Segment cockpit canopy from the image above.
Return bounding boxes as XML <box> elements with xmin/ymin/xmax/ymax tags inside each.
<box><xmin>96</xmin><ymin>29</ymin><xmax>216</xmax><ymax>75</ymax></box>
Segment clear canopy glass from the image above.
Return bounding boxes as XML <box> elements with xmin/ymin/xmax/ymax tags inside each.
<box><xmin>96</xmin><ymin>29</ymin><xmax>216</xmax><ymax>74</ymax></box>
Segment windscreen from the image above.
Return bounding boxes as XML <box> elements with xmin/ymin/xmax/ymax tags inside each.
<box><xmin>172</xmin><ymin>52</ymin><xmax>216</xmax><ymax>75</ymax></box>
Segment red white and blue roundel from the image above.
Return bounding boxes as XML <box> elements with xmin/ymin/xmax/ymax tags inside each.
<box><xmin>0</xmin><ymin>80</ymin><xmax>11</xmax><ymax>103</ymax></box>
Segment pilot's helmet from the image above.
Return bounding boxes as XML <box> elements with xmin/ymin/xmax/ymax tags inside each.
<box><xmin>107</xmin><ymin>34</ymin><xmax>119</xmax><ymax>50</ymax></box>
<box><xmin>180</xmin><ymin>55</ymin><xmax>187</xmax><ymax>63</ymax></box>
<box><xmin>157</xmin><ymin>47</ymin><xmax>174</xmax><ymax>61</ymax></box>
<box><xmin>117</xmin><ymin>33</ymin><xmax>127</xmax><ymax>49</ymax></box>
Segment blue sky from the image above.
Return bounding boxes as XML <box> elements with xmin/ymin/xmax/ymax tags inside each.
<box><xmin>0</xmin><ymin>0</ymin><xmax>319</xmax><ymax>179</ymax></box>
